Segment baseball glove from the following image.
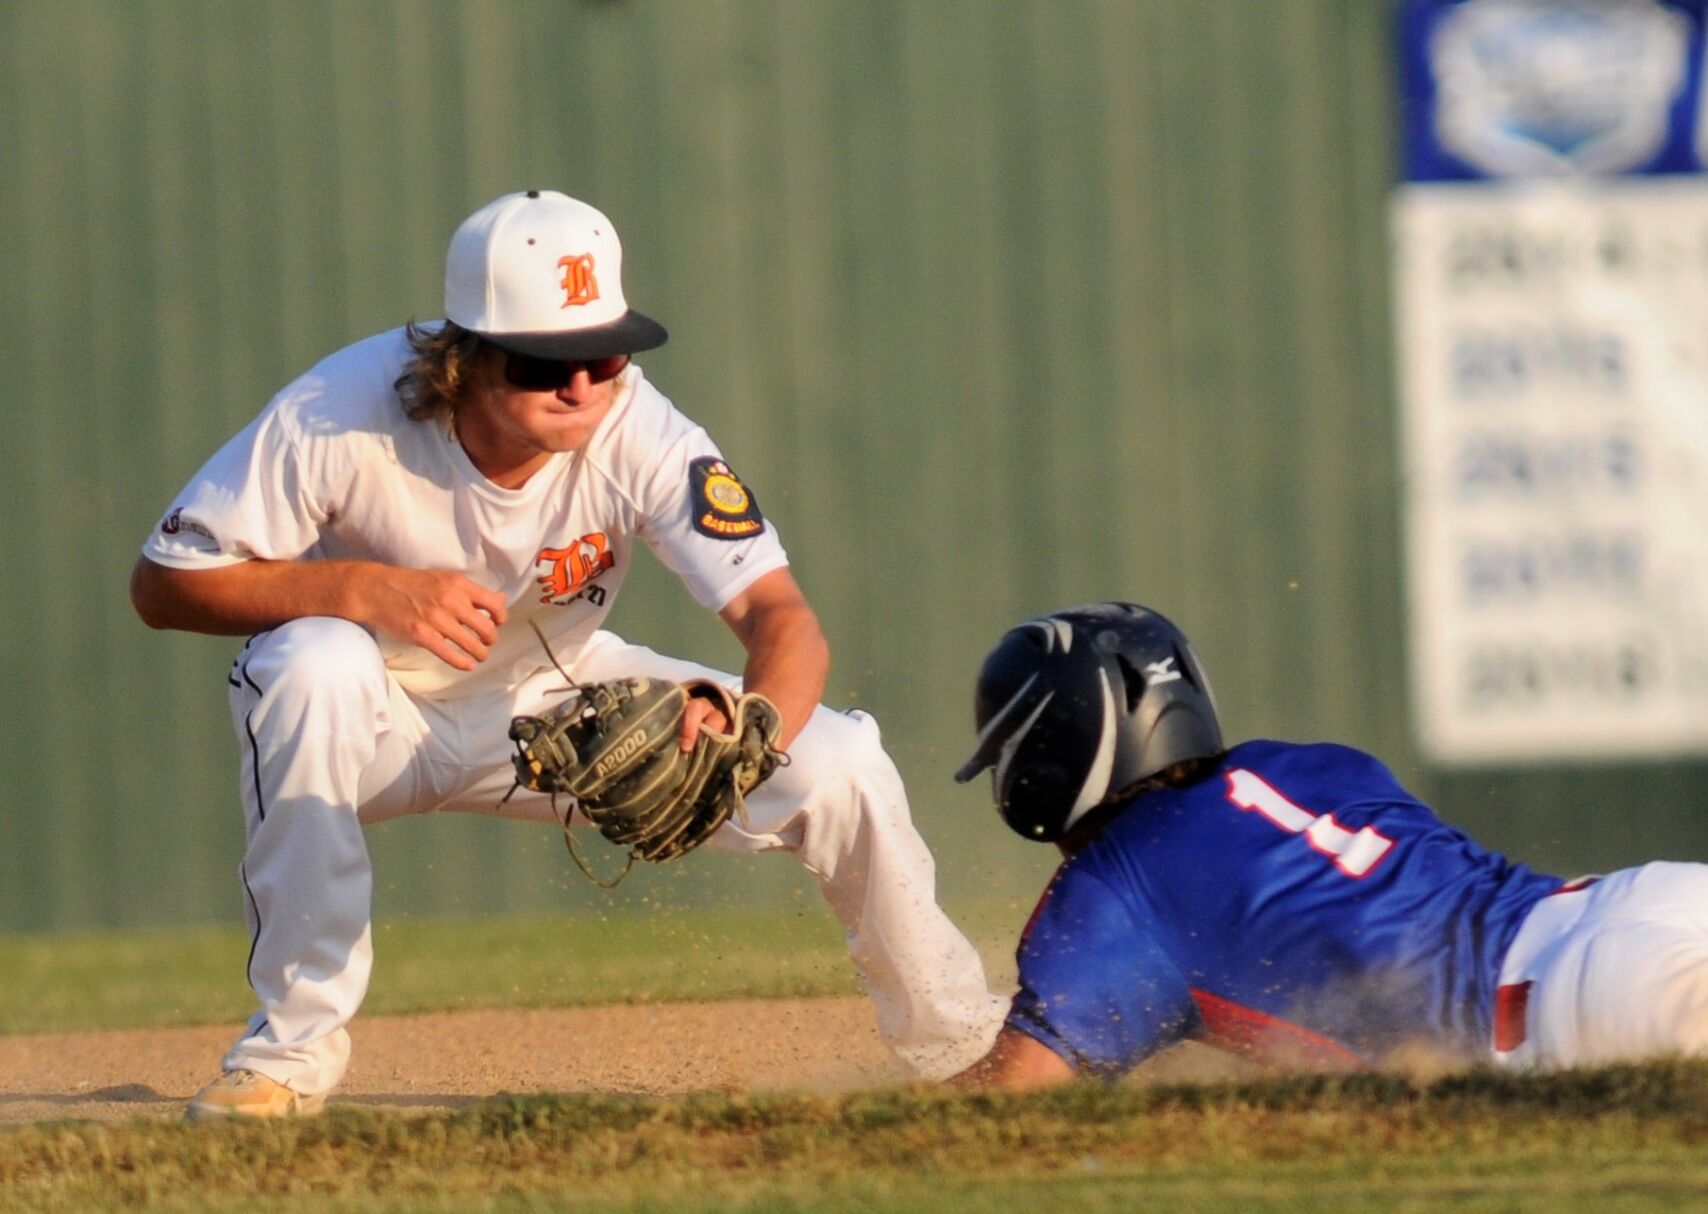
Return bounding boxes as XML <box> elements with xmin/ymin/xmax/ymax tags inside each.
<box><xmin>507</xmin><ymin>677</ymin><xmax>787</xmax><ymax>885</ymax></box>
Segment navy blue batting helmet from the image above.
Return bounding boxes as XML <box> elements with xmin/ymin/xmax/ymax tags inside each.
<box><xmin>954</xmin><ymin>602</ymin><xmax>1222</xmax><ymax>842</ymax></box>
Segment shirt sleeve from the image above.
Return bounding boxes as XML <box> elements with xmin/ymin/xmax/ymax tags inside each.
<box><xmin>626</xmin><ymin>417</ymin><xmax>790</xmax><ymax>611</ymax></box>
<box><xmin>140</xmin><ymin>403</ymin><xmax>329</xmax><ymax>569</ymax></box>
<box><xmin>1006</xmin><ymin>863</ymin><xmax>1202</xmax><ymax>1077</ymax></box>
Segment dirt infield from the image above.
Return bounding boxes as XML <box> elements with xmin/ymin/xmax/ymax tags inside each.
<box><xmin>0</xmin><ymin>997</ymin><xmax>907</xmax><ymax>1125</ymax></box>
<box><xmin>0</xmin><ymin>997</ymin><xmax>1259</xmax><ymax>1125</ymax></box>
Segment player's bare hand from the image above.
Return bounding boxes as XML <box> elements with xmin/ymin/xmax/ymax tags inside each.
<box><xmin>679</xmin><ymin>695</ymin><xmax>730</xmax><ymax>751</ymax></box>
<box><xmin>352</xmin><ymin>567</ymin><xmax>509</xmax><ymax>671</ymax></box>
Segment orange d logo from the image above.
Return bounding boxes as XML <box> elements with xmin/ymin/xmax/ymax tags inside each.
<box><xmin>535</xmin><ymin>533</ymin><xmax>615</xmax><ymax>602</ymax></box>
<box><xmin>558</xmin><ymin>254</ymin><xmax>600</xmax><ymax>308</ymax></box>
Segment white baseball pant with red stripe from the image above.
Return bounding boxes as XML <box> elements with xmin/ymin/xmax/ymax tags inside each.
<box><xmin>1493</xmin><ymin>863</ymin><xmax>1708</xmax><ymax>1067</ymax></box>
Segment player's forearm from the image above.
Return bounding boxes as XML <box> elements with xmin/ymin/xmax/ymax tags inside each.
<box><xmin>129</xmin><ymin>555</ymin><xmax>384</xmax><ymax>636</ymax></box>
<box><xmin>735</xmin><ymin>605</ymin><xmax>829</xmax><ymax>751</ymax></box>
<box><xmin>741</xmin><ymin>617</ymin><xmax>828</xmax><ymax>750</ymax></box>
<box><xmin>717</xmin><ymin>569</ymin><xmax>830</xmax><ymax>749</ymax></box>
<box><xmin>948</xmin><ymin>1027</ymin><xmax>1075</xmax><ymax>1089</ymax></box>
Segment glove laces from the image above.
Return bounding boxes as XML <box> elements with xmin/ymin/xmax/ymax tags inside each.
<box><xmin>496</xmin><ymin>622</ymin><xmax>637</xmax><ymax>887</ymax></box>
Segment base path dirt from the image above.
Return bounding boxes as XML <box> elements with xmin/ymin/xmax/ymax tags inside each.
<box><xmin>0</xmin><ymin>997</ymin><xmax>910</xmax><ymax>1125</ymax></box>
<box><xmin>0</xmin><ymin>997</ymin><xmax>1257</xmax><ymax>1126</ymax></box>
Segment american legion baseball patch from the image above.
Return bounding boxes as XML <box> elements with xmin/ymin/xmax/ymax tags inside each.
<box><xmin>689</xmin><ymin>457</ymin><xmax>765</xmax><ymax>540</ymax></box>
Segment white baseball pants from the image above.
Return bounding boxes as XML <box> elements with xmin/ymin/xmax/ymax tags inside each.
<box><xmin>222</xmin><ymin>617</ymin><xmax>1005</xmax><ymax>1097</ymax></box>
<box><xmin>1494</xmin><ymin>862</ymin><xmax>1708</xmax><ymax>1068</ymax></box>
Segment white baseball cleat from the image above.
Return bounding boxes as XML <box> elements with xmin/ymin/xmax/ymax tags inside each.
<box><xmin>184</xmin><ymin>1069</ymin><xmax>328</xmax><ymax>1121</ymax></box>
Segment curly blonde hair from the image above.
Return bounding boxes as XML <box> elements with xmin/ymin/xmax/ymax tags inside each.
<box><xmin>394</xmin><ymin>320</ymin><xmax>490</xmax><ymax>422</ymax></box>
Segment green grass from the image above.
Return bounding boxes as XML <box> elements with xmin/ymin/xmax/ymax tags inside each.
<box><xmin>0</xmin><ymin>901</ymin><xmax>1027</xmax><ymax>1036</ymax></box>
<box><xmin>9</xmin><ymin>1063</ymin><xmax>1708</xmax><ymax>1211</ymax></box>
<box><xmin>7</xmin><ymin>911</ymin><xmax>1708</xmax><ymax>1211</ymax></box>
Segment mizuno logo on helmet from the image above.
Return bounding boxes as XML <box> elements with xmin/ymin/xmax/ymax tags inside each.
<box><xmin>1145</xmin><ymin>657</ymin><xmax>1182</xmax><ymax>684</ymax></box>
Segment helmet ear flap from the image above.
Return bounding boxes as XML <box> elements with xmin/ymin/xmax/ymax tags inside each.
<box><xmin>999</xmin><ymin>759</ymin><xmax>1081</xmax><ymax>841</ymax></box>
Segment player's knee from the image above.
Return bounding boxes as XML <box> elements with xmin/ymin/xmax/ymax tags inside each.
<box><xmin>790</xmin><ymin>706</ymin><xmax>894</xmax><ymax>785</ymax></box>
<box><xmin>785</xmin><ymin>706</ymin><xmax>918</xmax><ymax>843</ymax></box>
<box><xmin>779</xmin><ymin>706</ymin><xmax>938</xmax><ymax>885</ymax></box>
<box><xmin>243</xmin><ymin>617</ymin><xmax>389</xmax><ymax>705</ymax></box>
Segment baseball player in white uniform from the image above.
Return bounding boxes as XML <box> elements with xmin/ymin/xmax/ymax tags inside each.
<box><xmin>131</xmin><ymin>190</ymin><xmax>1006</xmax><ymax>1119</ymax></box>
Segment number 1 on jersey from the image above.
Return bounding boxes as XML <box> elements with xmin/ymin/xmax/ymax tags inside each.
<box><xmin>1225</xmin><ymin>769</ymin><xmax>1394</xmax><ymax>878</ymax></box>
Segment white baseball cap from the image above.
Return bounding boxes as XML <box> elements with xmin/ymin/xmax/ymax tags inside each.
<box><xmin>444</xmin><ymin>189</ymin><xmax>668</xmax><ymax>360</ymax></box>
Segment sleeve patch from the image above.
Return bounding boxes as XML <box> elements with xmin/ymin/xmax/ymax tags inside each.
<box><xmin>689</xmin><ymin>457</ymin><xmax>765</xmax><ymax>540</ymax></box>
<box><xmin>159</xmin><ymin>507</ymin><xmax>222</xmax><ymax>551</ymax></box>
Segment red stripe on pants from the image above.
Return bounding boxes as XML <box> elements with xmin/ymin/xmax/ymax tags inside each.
<box><xmin>1495</xmin><ymin>981</ymin><xmax>1532</xmax><ymax>1052</ymax></box>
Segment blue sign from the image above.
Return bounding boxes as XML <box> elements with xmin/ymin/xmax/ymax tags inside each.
<box><xmin>1400</xmin><ymin>0</ymin><xmax>1708</xmax><ymax>180</ymax></box>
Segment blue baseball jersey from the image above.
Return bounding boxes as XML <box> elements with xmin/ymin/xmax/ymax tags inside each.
<box><xmin>1008</xmin><ymin>740</ymin><xmax>1564</xmax><ymax>1074</ymax></box>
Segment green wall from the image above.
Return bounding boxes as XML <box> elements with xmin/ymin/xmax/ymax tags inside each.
<box><xmin>2</xmin><ymin>0</ymin><xmax>1700</xmax><ymax>935</ymax></box>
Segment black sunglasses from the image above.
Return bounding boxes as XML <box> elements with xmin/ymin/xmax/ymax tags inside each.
<box><xmin>502</xmin><ymin>352</ymin><xmax>631</xmax><ymax>391</ymax></box>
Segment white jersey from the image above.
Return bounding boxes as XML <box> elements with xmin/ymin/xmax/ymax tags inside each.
<box><xmin>141</xmin><ymin>327</ymin><xmax>789</xmax><ymax>698</ymax></box>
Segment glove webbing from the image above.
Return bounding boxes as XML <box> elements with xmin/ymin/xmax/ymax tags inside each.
<box><xmin>505</xmin><ymin>704</ymin><xmax>782</xmax><ymax>886</ymax></box>
<box><xmin>498</xmin><ymin>625</ymin><xmax>641</xmax><ymax>886</ymax></box>
<box><xmin>502</xmin><ymin>624</ymin><xmax>785</xmax><ymax>887</ymax></box>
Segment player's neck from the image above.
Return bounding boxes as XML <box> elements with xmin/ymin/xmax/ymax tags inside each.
<box><xmin>1057</xmin><ymin>803</ymin><xmax>1124</xmax><ymax>857</ymax></box>
<box><xmin>465</xmin><ymin>445</ymin><xmax>555</xmax><ymax>490</ymax></box>
<box><xmin>451</xmin><ymin>410</ymin><xmax>560</xmax><ymax>489</ymax></box>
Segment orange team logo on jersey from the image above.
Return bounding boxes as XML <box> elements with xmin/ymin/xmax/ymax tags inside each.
<box><xmin>535</xmin><ymin>533</ymin><xmax>615</xmax><ymax>603</ymax></box>
<box><xmin>558</xmin><ymin>254</ymin><xmax>600</xmax><ymax>308</ymax></box>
